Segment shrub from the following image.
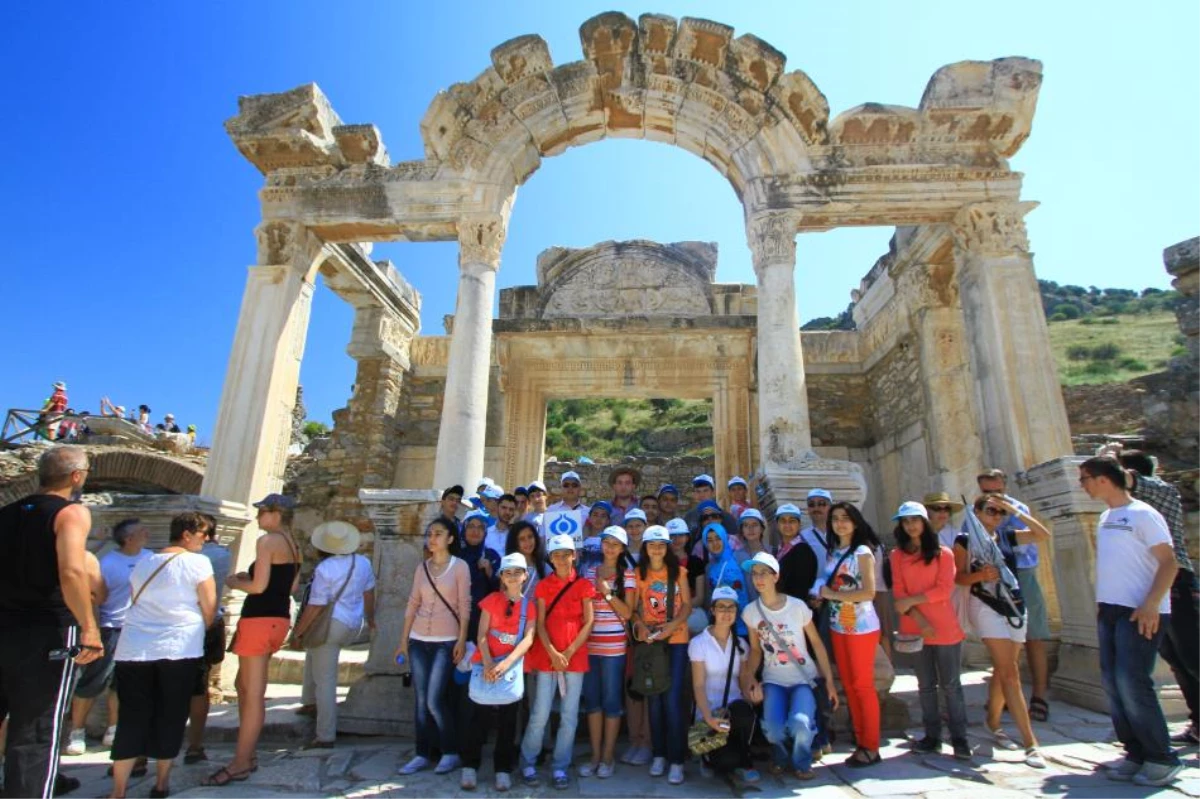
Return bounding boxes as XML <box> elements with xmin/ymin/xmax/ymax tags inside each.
<box><xmin>1079</xmin><ymin>317</ymin><xmax>1096</xmax><ymax>326</ymax></box>
<box><xmin>611</xmin><ymin>406</ymin><xmax>627</xmax><ymax>426</ymax></box>
<box><xmin>1098</xmin><ymin>317</ymin><xmax>1119</xmax><ymax>325</ymax></box>
<box><xmin>1090</xmin><ymin>342</ymin><xmax>1121</xmax><ymax>360</ymax></box>
<box><xmin>302</xmin><ymin>420</ymin><xmax>329</xmax><ymax>438</ymax></box>
<box><xmin>1051</xmin><ymin>303</ymin><xmax>1080</xmax><ymax>319</ymax></box>
<box><xmin>1083</xmin><ymin>361</ymin><xmax>1116</xmax><ymax>376</ymax></box>
<box><xmin>1117</xmin><ymin>357</ymin><xmax>1148</xmax><ymax>371</ymax></box>
<box><xmin>1066</xmin><ymin>344</ymin><xmax>1092</xmax><ymax>361</ymax></box>
<box><xmin>1171</xmin><ymin>346</ymin><xmax>1189</xmax><ymax>358</ymax></box>
<box><xmin>1049</xmin><ymin>312</ymin><xmax>1068</xmax><ymax>322</ymax></box>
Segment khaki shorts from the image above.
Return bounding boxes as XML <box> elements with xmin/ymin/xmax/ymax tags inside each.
<box><xmin>231</xmin><ymin>616</ymin><xmax>290</xmax><ymax>657</ymax></box>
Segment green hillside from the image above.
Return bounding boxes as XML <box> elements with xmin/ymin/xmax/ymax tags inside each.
<box><xmin>1047</xmin><ymin>311</ymin><xmax>1183</xmax><ymax>386</ymax></box>
<box><xmin>544</xmin><ymin>398</ymin><xmax>713</xmax><ymax>462</ymax></box>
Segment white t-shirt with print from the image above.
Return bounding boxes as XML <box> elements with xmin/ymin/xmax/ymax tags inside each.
<box><xmin>115</xmin><ymin>552</ymin><xmax>213</xmax><ymax>662</ymax></box>
<box><xmin>822</xmin><ymin>545</ymin><xmax>881</xmax><ymax>635</ymax></box>
<box><xmin>311</xmin><ymin>554</ymin><xmax>376</xmax><ymax>629</ymax></box>
<box><xmin>742</xmin><ymin>596</ymin><xmax>817</xmax><ymax>687</ymax></box>
<box><xmin>688</xmin><ymin>628</ymin><xmax>745</xmax><ymax>711</ymax></box>
<box><xmin>1096</xmin><ymin>499</ymin><xmax>1173</xmax><ymax>614</ymax></box>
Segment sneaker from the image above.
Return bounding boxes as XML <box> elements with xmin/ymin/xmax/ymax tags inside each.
<box><xmin>625</xmin><ymin>746</ymin><xmax>652</xmax><ymax>766</ymax></box>
<box><xmin>521</xmin><ymin>766</ymin><xmax>540</xmax><ymax>786</ymax></box>
<box><xmin>578</xmin><ymin>762</ymin><xmax>596</xmax><ymax>778</ymax></box>
<box><xmin>1132</xmin><ymin>761</ymin><xmax>1184</xmax><ymax>787</ymax></box>
<box><xmin>459</xmin><ymin>767</ymin><xmax>477</xmax><ymax>790</ymax></box>
<box><xmin>952</xmin><ymin>739</ymin><xmax>972</xmax><ymax>761</ymax></box>
<box><xmin>552</xmin><ymin>770</ymin><xmax>569</xmax><ymax>790</ymax></box>
<box><xmin>596</xmin><ymin>762</ymin><xmax>614</xmax><ymax>779</ymax></box>
<box><xmin>649</xmin><ymin>756</ymin><xmax>666</xmax><ymax>777</ymax></box>
<box><xmin>619</xmin><ymin>747</ymin><xmax>639</xmax><ymax>764</ymax></box>
<box><xmin>65</xmin><ymin>729</ymin><xmax>86</xmax><ymax>756</ymax></box>
<box><xmin>699</xmin><ymin>763</ymin><xmax>713</xmax><ymax>779</ymax></box>
<box><xmin>398</xmin><ymin>755</ymin><xmax>430</xmax><ymax>775</ymax></box>
<box><xmin>495</xmin><ymin>772</ymin><xmax>511</xmax><ymax>792</ymax></box>
<box><xmin>52</xmin><ymin>774</ymin><xmax>80</xmax><ymax>797</ymax></box>
<box><xmin>734</xmin><ymin>767</ymin><xmax>760</xmax><ymax>783</ymax></box>
<box><xmin>434</xmin><ymin>754</ymin><xmax>461</xmax><ymax>775</ymax></box>
<box><xmin>668</xmin><ymin>764</ymin><xmax>684</xmax><ymax>785</ymax></box>
<box><xmin>1024</xmin><ymin>747</ymin><xmax>1046</xmax><ymax>769</ymax></box>
<box><xmin>102</xmin><ymin>725</ymin><xmax>117</xmax><ymax>747</ymax></box>
<box><xmin>912</xmin><ymin>737</ymin><xmax>940</xmax><ymax>754</ymax></box>
<box><xmin>1105</xmin><ymin>758</ymin><xmax>1142</xmax><ymax>782</ymax></box>
<box><xmin>1171</xmin><ymin>724</ymin><xmax>1199</xmax><ymax>745</ymax></box>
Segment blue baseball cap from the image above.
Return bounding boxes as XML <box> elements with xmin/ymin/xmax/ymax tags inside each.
<box><xmin>657</xmin><ymin>483</ymin><xmax>679</xmax><ymax>498</ymax></box>
<box><xmin>696</xmin><ymin>499</ymin><xmax>722</xmax><ymax>516</ymax></box>
<box><xmin>591</xmin><ymin>500</ymin><xmax>614</xmax><ymax>516</ymax></box>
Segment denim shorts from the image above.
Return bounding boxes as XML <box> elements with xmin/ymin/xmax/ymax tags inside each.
<box><xmin>581</xmin><ymin>653</ymin><xmax>626</xmax><ymax>717</ymax></box>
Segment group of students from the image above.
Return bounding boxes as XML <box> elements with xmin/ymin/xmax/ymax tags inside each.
<box><xmin>395</xmin><ymin>468</ymin><xmax>1076</xmax><ymax>792</ymax></box>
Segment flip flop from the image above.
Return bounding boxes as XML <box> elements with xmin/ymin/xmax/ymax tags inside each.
<box><xmin>200</xmin><ymin>766</ymin><xmax>251</xmax><ymax>787</ymax></box>
<box><xmin>1029</xmin><ymin>696</ymin><xmax>1049</xmax><ymax>722</ymax></box>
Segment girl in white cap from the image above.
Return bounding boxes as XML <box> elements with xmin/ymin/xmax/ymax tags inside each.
<box><xmin>460</xmin><ymin>553</ymin><xmax>537</xmax><ymax>792</ymax></box>
<box><xmin>519</xmin><ymin>534</ymin><xmax>595</xmax><ymax>790</ymax></box>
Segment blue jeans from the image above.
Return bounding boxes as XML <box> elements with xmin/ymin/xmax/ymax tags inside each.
<box><xmin>581</xmin><ymin>654</ymin><xmax>626</xmax><ymax>717</ymax></box>
<box><xmin>520</xmin><ymin>671</ymin><xmax>584</xmax><ymax>771</ymax></box>
<box><xmin>913</xmin><ymin>641</ymin><xmax>968</xmax><ymax>743</ymax></box>
<box><xmin>762</xmin><ymin>682</ymin><xmax>817</xmax><ymax>771</ymax></box>
<box><xmin>1097</xmin><ymin>603</ymin><xmax>1180</xmax><ymax>766</ymax></box>
<box><xmin>646</xmin><ymin>643</ymin><xmax>688</xmax><ymax>765</ymax></box>
<box><xmin>409</xmin><ymin>638</ymin><xmax>457</xmax><ymax>758</ymax></box>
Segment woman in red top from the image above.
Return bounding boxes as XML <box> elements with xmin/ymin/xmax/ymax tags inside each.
<box><xmin>890</xmin><ymin>502</ymin><xmax>970</xmax><ymax>760</ymax></box>
<box><xmin>518</xmin><ymin>534</ymin><xmax>595</xmax><ymax>790</ymax></box>
<box><xmin>460</xmin><ymin>554</ymin><xmax>538</xmax><ymax>792</ymax></box>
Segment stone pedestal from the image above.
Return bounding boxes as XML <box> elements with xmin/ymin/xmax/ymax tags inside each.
<box><xmin>756</xmin><ymin>458</ymin><xmax>868</xmax><ymax>548</ymax></box>
<box><xmin>1017</xmin><ymin>457</ymin><xmax>1184</xmax><ymax>715</ymax></box>
<box><xmin>337</xmin><ymin>489</ymin><xmax>440</xmax><ymax>736</ymax></box>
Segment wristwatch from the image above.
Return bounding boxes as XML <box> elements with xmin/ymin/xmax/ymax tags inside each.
<box><xmin>605</xmin><ymin>590</ymin><xmax>615</xmax><ymax>601</ymax></box>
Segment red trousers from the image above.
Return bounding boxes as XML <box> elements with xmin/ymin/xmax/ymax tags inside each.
<box><xmin>831</xmin><ymin>630</ymin><xmax>881</xmax><ymax>750</ymax></box>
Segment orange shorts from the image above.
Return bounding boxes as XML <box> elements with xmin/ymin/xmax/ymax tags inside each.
<box><xmin>231</xmin><ymin>616</ymin><xmax>290</xmax><ymax>657</ymax></box>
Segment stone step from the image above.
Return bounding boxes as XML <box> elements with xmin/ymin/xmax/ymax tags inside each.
<box><xmin>267</xmin><ymin>644</ymin><xmax>369</xmax><ymax>687</ymax></box>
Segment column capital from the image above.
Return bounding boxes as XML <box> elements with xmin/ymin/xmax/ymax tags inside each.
<box><xmin>254</xmin><ymin>220</ymin><xmax>325</xmax><ymax>269</ymax></box>
<box><xmin>458</xmin><ymin>213</ymin><xmax>507</xmax><ymax>269</ymax></box>
<box><xmin>745</xmin><ymin>211</ymin><xmax>801</xmax><ymax>275</ymax></box>
<box><xmin>347</xmin><ymin>303</ymin><xmax>417</xmax><ymax>365</ymax></box>
<box><xmin>951</xmin><ymin>201</ymin><xmax>1038</xmax><ymax>258</ymax></box>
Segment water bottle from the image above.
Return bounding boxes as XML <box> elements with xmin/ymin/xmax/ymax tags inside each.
<box><xmin>395</xmin><ymin>653</ymin><xmax>406</xmax><ymax>666</ymax></box>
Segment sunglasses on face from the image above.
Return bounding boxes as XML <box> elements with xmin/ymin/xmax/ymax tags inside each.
<box><xmin>562</xmin><ymin>482</ymin><xmax>580</xmax><ymax>488</ymax></box>
<box><xmin>983</xmin><ymin>508</ymin><xmax>1008</xmax><ymax>517</ymax></box>
<box><xmin>929</xmin><ymin>505</ymin><xmax>952</xmax><ymax>513</ymax></box>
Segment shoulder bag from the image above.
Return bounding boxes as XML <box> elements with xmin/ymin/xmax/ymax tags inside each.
<box><xmin>688</xmin><ymin>633</ymin><xmax>738</xmax><ymax>755</ymax></box>
<box><xmin>424</xmin><ymin>558</ymin><xmax>462</xmax><ymax>625</ymax></box>
<box><xmin>292</xmin><ymin>557</ymin><xmax>356</xmax><ymax>651</ymax></box>
<box><xmin>130</xmin><ymin>552</ymin><xmax>184</xmax><ymax>606</ymax></box>
<box><xmin>468</xmin><ymin>598</ymin><xmax>529</xmax><ymax>706</ymax></box>
<box><xmin>632</xmin><ymin>574</ymin><xmax>675</xmax><ymax>696</ymax></box>
<box><xmin>891</xmin><ymin>551</ymin><xmax>924</xmax><ymax>654</ymax></box>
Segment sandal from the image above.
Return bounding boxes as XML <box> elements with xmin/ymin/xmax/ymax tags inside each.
<box><xmin>1029</xmin><ymin>696</ymin><xmax>1049</xmax><ymax>722</ymax></box>
<box><xmin>183</xmin><ymin>747</ymin><xmax>208</xmax><ymax>764</ymax></box>
<box><xmin>200</xmin><ymin>766</ymin><xmax>251</xmax><ymax>787</ymax></box>
<box><xmin>846</xmin><ymin>749</ymin><xmax>881</xmax><ymax>769</ymax></box>
<box><xmin>988</xmin><ymin>726</ymin><xmax>1021</xmax><ymax>751</ymax></box>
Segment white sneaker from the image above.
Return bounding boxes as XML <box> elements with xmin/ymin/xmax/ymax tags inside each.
<box><xmin>1024</xmin><ymin>747</ymin><xmax>1046</xmax><ymax>769</ymax></box>
<box><xmin>459</xmin><ymin>767</ymin><xmax>477</xmax><ymax>790</ymax></box>
<box><xmin>628</xmin><ymin>746</ymin><xmax>652</xmax><ymax>766</ymax></box>
<box><xmin>434</xmin><ymin>754</ymin><xmax>461</xmax><ymax>774</ymax></box>
<box><xmin>668</xmin><ymin>763</ymin><xmax>684</xmax><ymax>785</ymax></box>
<box><xmin>578</xmin><ymin>762</ymin><xmax>596</xmax><ymax>777</ymax></box>
<box><xmin>596</xmin><ymin>761</ymin><xmax>614</xmax><ymax>779</ymax></box>
<box><xmin>65</xmin><ymin>729</ymin><xmax>86</xmax><ymax>756</ymax></box>
<box><xmin>102</xmin><ymin>725</ymin><xmax>117</xmax><ymax>747</ymax></box>
<box><xmin>649</xmin><ymin>756</ymin><xmax>666</xmax><ymax>777</ymax></box>
<box><xmin>494</xmin><ymin>771</ymin><xmax>512</xmax><ymax>792</ymax></box>
<box><xmin>398</xmin><ymin>755</ymin><xmax>430</xmax><ymax>775</ymax></box>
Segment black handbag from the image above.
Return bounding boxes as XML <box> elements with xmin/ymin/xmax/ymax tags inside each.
<box><xmin>632</xmin><ymin>576</ymin><xmax>675</xmax><ymax>696</ymax></box>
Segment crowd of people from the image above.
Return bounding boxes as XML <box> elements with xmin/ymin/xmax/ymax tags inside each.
<box><xmin>0</xmin><ymin>445</ymin><xmax>1191</xmax><ymax>798</ymax></box>
<box><xmin>33</xmin><ymin>380</ymin><xmax>195</xmax><ymax>444</ymax></box>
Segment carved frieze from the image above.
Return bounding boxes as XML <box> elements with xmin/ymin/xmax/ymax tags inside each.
<box><xmin>745</xmin><ymin>211</ymin><xmax>799</xmax><ymax>274</ymax></box>
<box><xmin>952</xmin><ymin>201</ymin><xmax>1036</xmax><ymax>257</ymax></box>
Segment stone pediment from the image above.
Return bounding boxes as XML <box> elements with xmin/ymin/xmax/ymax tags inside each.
<box><xmin>501</xmin><ymin>240</ymin><xmax>724</xmax><ymax>320</ymax></box>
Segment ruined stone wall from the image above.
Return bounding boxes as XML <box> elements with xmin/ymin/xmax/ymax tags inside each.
<box><xmin>866</xmin><ymin>340</ymin><xmax>925</xmax><ymax>436</ymax></box>
<box><xmin>543</xmin><ymin>456</ymin><xmax>717</xmax><ymax>511</ymax></box>
<box><xmin>807</xmin><ymin>373</ymin><xmax>874</xmax><ymax>450</ymax></box>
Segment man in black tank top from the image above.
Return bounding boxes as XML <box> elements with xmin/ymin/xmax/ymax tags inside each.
<box><xmin>0</xmin><ymin>445</ymin><xmax>101</xmax><ymax>798</ymax></box>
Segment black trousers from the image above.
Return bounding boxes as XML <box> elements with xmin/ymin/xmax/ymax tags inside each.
<box><xmin>462</xmin><ymin>699</ymin><xmax>520</xmax><ymax>773</ymax></box>
<box><xmin>703</xmin><ymin>699</ymin><xmax>756</xmax><ymax>773</ymax></box>
<box><xmin>1160</xmin><ymin>569</ymin><xmax>1200</xmax><ymax>726</ymax></box>
<box><xmin>111</xmin><ymin>659</ymin><xmax>202</xmax><ymax>761</ymax></box>
<box><xmin>0</xmin><ymin>624</ymin><xmax>78</xmax><ymax>799</ymax></box>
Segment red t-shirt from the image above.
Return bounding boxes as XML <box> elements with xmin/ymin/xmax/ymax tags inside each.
<box><xmin>476</xmin><ymin>591</ymin><xmax>532</xmax><ymax>661</ymax></box>
<box><xmin>525</xmin><ymin>571</ymin><xmax>596</xmax><ymax>673</ymax></box>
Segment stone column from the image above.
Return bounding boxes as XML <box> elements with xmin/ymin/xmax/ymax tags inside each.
<box><xmin>432</xmin><ymin>214</ymin><xmax>506</xmax><ymax>490</ymax></box>
<box><xmin>952</xmin><ymin>202</ymin><xmax>1073</xmax><ymax>475</ymax></box>
<box><xmin>746</xmin><ymin>211</ymin><xmax>813</xmax><ymax>467</ymax></box>
<box><xmin>202</xmin><ymin>220</ymin><xmax>325</xmax><ymax>570</ymax></box>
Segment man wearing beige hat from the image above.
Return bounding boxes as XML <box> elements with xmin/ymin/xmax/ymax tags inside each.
<box><xmin>293</xmin><ymin>521</ymin><xmax>375</xmax><ymax>748</ymax></box>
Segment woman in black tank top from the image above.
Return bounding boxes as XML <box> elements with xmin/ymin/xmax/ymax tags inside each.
<box><xmin>204</xmin><ymin>495</ymin><xmax>301</xmax><ymax>787</ymax></box>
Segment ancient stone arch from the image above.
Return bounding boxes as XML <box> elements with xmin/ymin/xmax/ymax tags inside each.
<box><xmin>0</xmin><ymin>449</ymin><xmax>205</xmax><ymax>507</ymax></box>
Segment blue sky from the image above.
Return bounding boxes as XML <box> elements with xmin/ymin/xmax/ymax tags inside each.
<box><xmin>2</xmin><ymin>2</ymin><xmax>1196</xmax><ymax>441</ymax></box>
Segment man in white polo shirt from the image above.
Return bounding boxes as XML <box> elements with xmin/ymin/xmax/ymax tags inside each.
<box><xmin>1079</xmin><ymin>455</ymin><xmax>1182</xmax><ymax>788</ymax></box>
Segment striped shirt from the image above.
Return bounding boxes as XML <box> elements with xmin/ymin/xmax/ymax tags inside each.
<box><xmin>583</xmin><ymin>563</ymin><xmax>635</xmax><ymax>657</ymax></box>
<box><xmin>1131</xmin><ymin>474</ymin><xmax>1194</xmax><ymax>573</ymax></box>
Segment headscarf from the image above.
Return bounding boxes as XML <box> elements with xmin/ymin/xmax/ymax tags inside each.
<box><xmin>704</xmin><ymin>523</ymin><xmax>748</xmax><ymax>633</ymax></box>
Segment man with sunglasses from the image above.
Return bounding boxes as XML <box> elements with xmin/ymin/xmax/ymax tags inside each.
<box><xmin>546</xmin><ymin>472</ymin><xmax>590</xmax><ymax>547</ymax></box>
<box><xmin>799</xmin><ymin>489</ymin><xmax>834</xmax><ymax>566</ymax></box>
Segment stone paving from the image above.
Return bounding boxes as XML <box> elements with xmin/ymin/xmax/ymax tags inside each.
<box><xmin>60</xmin><ymin>671</ymin><xmax>1199</xmax><ymax>798</ymax></box>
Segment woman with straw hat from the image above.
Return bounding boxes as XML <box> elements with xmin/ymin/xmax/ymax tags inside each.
<box><xmin>292</xmin><ymin>521</ymin><xmax>375</xmax><ymax>748</ymax></box>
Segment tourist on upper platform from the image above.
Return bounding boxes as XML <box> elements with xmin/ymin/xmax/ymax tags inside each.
<box><xmin>639</xmin><ymin>494</ymin><xmax>660</xmax><ymax>525</ymax></box>
<box><xmin>953</xmin><ymin>494</ymin><xmax>1045</xmax><ymax>769</ymax></box>
<box><xmin>99</xmin><ymin>396</ymin><xmax>126</xmax><ymax>419</ymax></box>
<box><xmin>740</xmin><ymin>552</ymin><xmax>837</xmax><ymax>781</ymax></box>
<box><xmin>395</xmin><ymin>516</ymin><xmax>469</xmax><ymax>777</ymax></box>
<box><xmin>972</xmin><ymin>468</ymin><xmax>1051</xmax><ymax>722</ymax></box>
<box><xmin>292</xmin><ymin>521</ymin><xmax>375</xmax><ymax>750</ymax></box>
<box><xmin>689</xmin><ymin>585</ymin><xmax>757</xmax><ymax>783</ymax></box>
<box><xmin>460</xmin><ymin>511</ymin><xmax>501</xmax><ymax>642</ymax></box>
<box><xmin>1108</xmin><ymin>446</ymin><xmax>1200</xmax><ymax>746</ymax></box>
<box><xmin>579</xmin><ymin>526</ymin><xmax>635</xmax><ymax>779</ymax></box>
<box><xmin>486</xmin><ymin>494</ymin><xmax>517</xmax><ymax>555</ymax></box>
<box><xmin>135</xmin><ymin>405</ymin><xmax>152</xmax><ymax>432</ymax></box>
<box><xmin>111</xmin><ymin>512</ymin><xmax>216</xmax><ymax>799</ymax></box>
<box><xmin>684</xmin><ymin>475</ymin><xmax>738</xmax><ymax>546</ymax></box>
<box><xmin>656</xmin><ymin>484</ymin><xmax>680</xmax><ymax>522</ymax></box>
<box><xmin>38</xmin><ymin>381</ymin><xmax>69</xmax><ymax>440</ymax></box>
<box><xmin>505</xmin><ymin>520</ymin><xmax>545</xmax><ymax>600</ymax></box>
<box><xmin>889</xmin><ymin>502</ymin><xmax>970</xmax><ymax>761</ymax></box>
<box><xmin>621</xmin><ymin>507</ymin><xmax>647</xmax><ymax>565</ymax></box>
<box><xmin>632</xmin><ymin>525</ymin><xmax>692</xmax><ymax>785</ymax></box>
<box><xmin>155</xmin><ymin>413</ymin><xmax>180</xmax><ymax>434</ymax></box>
<box><xmin>1079</xmin><ymin>456</ymin><xmax>1182</xmax><ymax>787</ymax></box>
<box><xmin>459</xmin><ymin>553</ymin><xmax>537</xmax><ymax>793</ymax></box>
<box><xmin>205</xmin><ymin>494</ymin><xmax>302</xmax><ymax>787</ymax></box>
<box><xmin>817</xmin><ymin>502</ymin><xmax>883</xmax><ymax>768</ymax></box>
<box><xmin>726</xmin><ymin>476</ymin><xmax>754</xmax><ymax>520</ymax></box>
<box><xmin>519</xmin><ymin>534</ymin><xmax>595</xmax><ymax>790</ymax></box>
<box><xmin>513</xmin><ymin>486</ymin><xmax>529</xmax><ymax>518</ymax></box>
<box><xmin>606</xmin><ymin>466</ymin><xmax>641</xmax><ymax>527</ymax></box>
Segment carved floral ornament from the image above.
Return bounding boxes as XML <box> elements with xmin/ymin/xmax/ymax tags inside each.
<box><xmin>745</xmin><ymin>211</ymin><xmax>800</xmax><ymax>274</ymax></box>
<box><xmin>458</xmin><ymin>214</ymin><xmax>507</xmax><ymax>267</ymax></box>
<box><xmin>254</xmin><ymin>220</ymin><xmax>325</xmax><ymax>267</ymax></box>
<box><xmin>951</xmin><ymin>201</ymin><xmax>1035</xmax><ymax>257</ymax></box>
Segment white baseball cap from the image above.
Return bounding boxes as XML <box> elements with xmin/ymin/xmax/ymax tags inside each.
<box><xmin>642</xmin><ymin>525</ymin><xmax>670</xmax><ymax>544</ymax></box>
<box><xmin>892</xmin><ymin>501</ymin><xmax>929</xmax><ymax>521</ymax></box>
<box><xmin>775</xmin><ymin>503</ymin><xmax>803</xmax><ymax>519</ymax></box>
<box><xmin>711</xmin><ymin>586</ymin><xmax>740</xmax><ymax>604</ymax></box>
<box><xmin>600</xmin><ymin>526</ymin><xmax>629</xmax><ymax>546</ymax></box>
<box><xmin>739</xmin><ymin>508</ymin><xmax>766</xmax><ymax>526</ymax></box>
<box><xmin>561</xmin><ymin>471</ymin><xmax>582</xmax><ymax>485</ymax></box>
<box><xmin>692</xmin><ymin>473</ymin><xmax>715</xmax><ymax>488</ymax></box>
<box><xmin>741</xmin><ymin>551</ymin><xmax>780</xmax><ymax>575</ymax></box>
<box><xmin>499</xmin><ymin>553</ymin><xmax>527</xmax><ymax>572</ymax></box>
<box><xmin>665</xmin><ymin>518</ymin><xmax>690</xmax><ymax>537</ymax></box>
<box><xmin>623</xmin><ymin>507</ymin><xmax>647</xmax><ymax>524</ymax></box>
<box><xmin>806</xmin><ymin>488</ymin><xmax>833</xmax><ymax>502</ymax></box>
<box><xmin>727</xmin><ymin>476</ymin><xmax>748</xmax><ymax>488</ymax></box>
<box><xmin>546</xmin><ymin>534</ymin><xmax>576</xmax><ymax>554</ymax></box>
<box><xmin>527</xmin><ymin>480</ymin><xmax>548</xmax><ymax>493</ymax></box>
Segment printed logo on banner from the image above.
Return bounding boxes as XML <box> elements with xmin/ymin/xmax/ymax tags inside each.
<box><xmin>545</xmin><ymin>509</ymin><xmax>585</xmax><ymax>548</ymax></box>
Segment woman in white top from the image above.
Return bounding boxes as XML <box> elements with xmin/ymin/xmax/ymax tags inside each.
<box><xmin>689</xmin><ymin>586</ymin><xmax>757</xmax><ymax>783</ymax></box>
<box><xmin>292</xmin><ymin>521</ymin><xmax>376</xmax><ymax>748</ymax></box>
<box><xmin>109</xmin><ymin>512</ymin><xmax>216</xmax><ymax>799</ymax></box>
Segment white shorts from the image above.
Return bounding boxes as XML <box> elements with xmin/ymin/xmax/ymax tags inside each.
<box><xmin>968</xmin><ymin>594</ymin><xmax>1027</xmax><ymax>643</ymax></box>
